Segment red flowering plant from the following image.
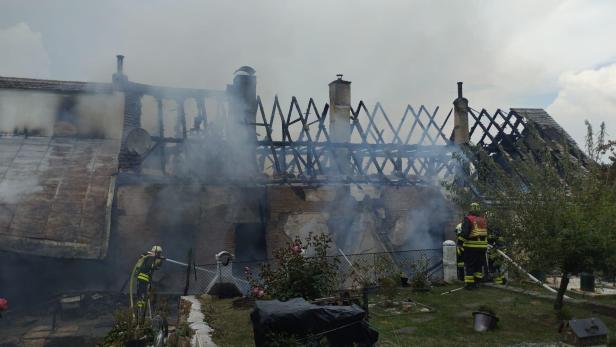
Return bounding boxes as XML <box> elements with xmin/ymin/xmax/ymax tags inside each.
<box><xmin>244</xmin><ymin>266</ymin><xmax>267</xmax><ymax>299</ymax></box>
<box><xmin>248</xmin><ymin>233</ymin><xmax>339</xmax><ymax>300</ymax></box>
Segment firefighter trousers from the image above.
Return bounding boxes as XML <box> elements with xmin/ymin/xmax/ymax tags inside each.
<box><xmin>456</xmin><ymin>251</ymin><xmax>465</xmax><ymax>281</ymax></box>
<box><xmin>135</xmin><ymin>279</ymin><xmax>150</xmax><ymax>321</ymax></box>
<box><xmin>488</xmin><ymin>256</ymin><xmax>505</xmax><ymax>284</ymax></box>
<box><xmin>464</xmin><ymin>248</ymin><xmax>487</xmax><ymax>285</ymax></box>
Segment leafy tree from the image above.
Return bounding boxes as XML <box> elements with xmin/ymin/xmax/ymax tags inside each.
<box><xmin>447</xmin><ymin>122</ymin><xmax>616</xmax><ymax>309</ymax></box>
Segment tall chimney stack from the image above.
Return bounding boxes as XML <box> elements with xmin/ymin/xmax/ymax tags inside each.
<box><xmin>329</xmin><ymin>74</ymin><xmax>352</xmax><ymax>175</ymax></box>
<box><xmin>116</xmin><ymin>55</ymin><xmax>124</xmax><ymax>74</ymax></box>
<box><xmin>112</xmin><ymin>54</ymin><xmax>128</xmax><ymax>88</ymax></box>
<box><xmin>453</xmin><ymin>82</ymin><xmax>469</xmax><ymax>145</ymax></box>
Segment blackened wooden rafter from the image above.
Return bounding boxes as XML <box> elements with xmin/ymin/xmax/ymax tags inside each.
<box><xmin>252</xmin><ymin>97</ymin><xmax>457</xmax><ymax>183</ymax></box>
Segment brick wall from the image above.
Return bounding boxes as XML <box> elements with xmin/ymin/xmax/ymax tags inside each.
<box><xmin>118</xmin><ymin>92</ymin><xmax>142</xmax><ymax>170</ymax></box>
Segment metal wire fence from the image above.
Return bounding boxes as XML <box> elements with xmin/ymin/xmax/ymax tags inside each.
<box><xmin>154</xmin><ymin>248</ymin><xmax>443</xmax><ymax>295</ymax></box>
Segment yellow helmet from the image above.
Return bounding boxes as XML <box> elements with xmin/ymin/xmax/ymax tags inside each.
<box><xmin>150</xmin><ymin>245</ymin><xmax>163</xmax><ymax>255</ymax></box>
<box><xmin>469</xmin><ymin>202</ymin><xmax>481</xmax><ymax>215</ymax></box>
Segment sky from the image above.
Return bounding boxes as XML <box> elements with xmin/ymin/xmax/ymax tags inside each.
<box><xmin>1</xmin><ymin>0</ymin><xmax>615</xmax><ymax>148</ymax></box>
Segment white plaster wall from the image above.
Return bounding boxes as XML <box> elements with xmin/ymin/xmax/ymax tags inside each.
<box><xmin>0</xmin><ymin>89</ymin><xmax>124</xmax><ymax>139</ymax></box>
<box><xmin>0</xmin><ymin>90</ymin><xmax>60</xmax><ymax>135</ymax></box>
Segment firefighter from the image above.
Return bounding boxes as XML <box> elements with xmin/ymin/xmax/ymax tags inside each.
<box><xmin>459</xmin><ymin>202</ymin><xmax>488</xmax><ymax>289</ymax></box>
<box><xmin>455</xmin><ymin>223</ymin><xmax>465</xmax><ymax>281</ymax></box>
<box><xmin>488</xmin><ymin>229</ymin><xmax>506</xmax><ymax>285</ymax></box>
<box><xmin>130</xmin><ymin>245</ymin><xmax>165</xmax><ymax>322</ymax></box>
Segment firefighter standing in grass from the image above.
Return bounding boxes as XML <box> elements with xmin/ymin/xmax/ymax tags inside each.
<box><xmin>459</xmin><ymin>202</ymin><xmax>489</xmax><ymax>289</ymax></box>
<box><xmin>130</xmin><ymin>245</ymin><xmax>165</xmax><ymax>322</ymax></box>
<box><xmin>455</xmin><ymin>223</ymin><xmax>465</xmax><ymax>281</ymax></box>
<box><xmin>488</xmin><ymin>228</ymin><xmax>506</xmax><ymax>285</ymax></box>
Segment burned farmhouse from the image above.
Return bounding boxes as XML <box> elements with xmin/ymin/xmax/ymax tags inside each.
<box><xmin>0</xmin><ymin>56</ymin><xmax>580</xmax><ymax>303</ymax></box>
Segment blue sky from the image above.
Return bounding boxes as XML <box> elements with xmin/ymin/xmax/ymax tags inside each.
<box><xmin>1</xmin><ymin>0</ymin><xmax>615</xmax><ymax>147</ymax></box>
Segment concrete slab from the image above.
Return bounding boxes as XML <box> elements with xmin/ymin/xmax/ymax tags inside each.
<box><xmin>182</xmin><ymin>295</ymin><xmax>217</xmax><ymax>347</ymax></box>
<box><xmin>50</xmin><ymin>325</ymin><xmax>80</xmax><ymax>337</ymax></box>
<box><xmin>546</xmin><ymin>275</ymin><xmax>616</xmax><ymax>296</ymax></box>
<box><xmin>23</xmin><ymin>325</ymin><xmax>51</xmax><ymax>340</ymax></box>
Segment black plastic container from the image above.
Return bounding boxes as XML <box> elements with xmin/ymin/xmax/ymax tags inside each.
<box><xmin>580</xmin><ymin>272</ymin><xmax>595</xmax><ymax>292</ymax></box>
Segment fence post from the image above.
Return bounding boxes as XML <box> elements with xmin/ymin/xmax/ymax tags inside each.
<box><xmin>442</xmin><ymin>240</ymin><xmax>457</xmax><ymax>283</ymax></box>
<box><xmin>183</xmin><ymin>248</ymin><xmax>193</xmax><ymax>296</ymax></box>
<box><xmin>372</xmin><ymin>253</ymin><xmax>377</xmax><ymax>284</ymax></box>
<box><xmin>362</xmin><ymin>286</ymin><xmax>369</xmax><ymax>321</ymax></box>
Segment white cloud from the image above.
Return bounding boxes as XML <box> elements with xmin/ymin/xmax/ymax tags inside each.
<box><xmin>0</xmin><ymin>22</ymin><xmax>50</xmax><ymax>78</ymax></box>
<box><xmin>547</xmin><ymin>63</ymin><xmax>616</xmax><ymax>147</ymax></box>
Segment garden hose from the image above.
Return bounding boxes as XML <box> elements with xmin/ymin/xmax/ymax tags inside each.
<box><xmin>129</xmin><ymin>255</ymin><xmax>147</xmax><ymax>312</ymax></box>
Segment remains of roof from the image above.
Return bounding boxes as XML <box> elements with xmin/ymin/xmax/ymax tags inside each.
<box><xmin>0</xmin><ymin>76</ymin><xmax>113</xmax><ymax>94</ymax></box>
<box><xmin>512</xmin><ymin>108</ymin><xmax>579</xmax><ymax>150</ymax></box>
<box><xmin>0</xmin><ymin>136</ymin><xmax>120</xmax><ymax>259</ymax></box>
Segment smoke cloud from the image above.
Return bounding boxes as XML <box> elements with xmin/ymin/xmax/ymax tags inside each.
<box><xmin>0</xmin><ymin>22</ymin><xmax>50</xmax><ymax>78</ymax></box>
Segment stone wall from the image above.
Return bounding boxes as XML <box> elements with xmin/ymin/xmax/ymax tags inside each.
<box><xmin>107</xmin><ymin>182</ymin><xmax>458</xmax><ymax>294</ymax></box>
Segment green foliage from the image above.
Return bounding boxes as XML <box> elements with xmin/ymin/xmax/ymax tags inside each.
<box><xmin>263</xmin><ymin>332</ymin><xmax>303</xmax><ymax>347</ymax></box>
<box><xmin>555</xmin><ymin>307</ymin><xmax>572</xmax><ymax>321</ymax></box>
<box><xmin>102</xmin><ymin>308</ymin><xmax>154</xmax><ymax>347</ymax></box>
<box><xmin>249</xmin><ymin>233</ymin><xmax>340</xmax><ymax>300</ymax></box>
<box><xmin>409</xmin><ymin>253</ymin><xmax>431</xmax><ymax>291</ymax></box>
<box><xmin>378</xmin><ymin>275</ymin><xmax>399</xmax><ymax>301</ymax></box>
<box><xmin>446</xmin><ymin>122</ymin><xmax>616</xmax><ymax>303</ymax></box>
<box><xmin>167</xmin><ymin>320</ymin><xmax>193</xmax><ymax>347</ymax></box>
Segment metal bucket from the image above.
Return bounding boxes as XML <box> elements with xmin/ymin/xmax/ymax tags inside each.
<box><xmin>473</xmin><ymin>311</ymin><xmax>498</xmax><ymax>332</ymax></box>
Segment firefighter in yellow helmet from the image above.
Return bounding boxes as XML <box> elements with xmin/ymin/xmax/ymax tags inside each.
<box><xmin>130</xmin><ymin>245</ymin><xmax>165</xmax><ymax>322</ymax></box>
<box><xmin>459</xmin><ymin>202</ymin><xmax>489</xmax><ymax>289</ymax></box>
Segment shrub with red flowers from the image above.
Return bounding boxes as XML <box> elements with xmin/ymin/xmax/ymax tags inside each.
<box><xmin>247</xmin><ymin>233</ymin><xmax>339</xmax><ymax>300</ymax></box>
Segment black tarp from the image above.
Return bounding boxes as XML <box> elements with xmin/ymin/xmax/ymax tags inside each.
<box><xmin>251</xmin><ymin>298</ymin><xmax>378</xmax><ymax>346</ymax></box>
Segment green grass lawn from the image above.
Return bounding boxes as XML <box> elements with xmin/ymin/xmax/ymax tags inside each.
<box><xmin>372</xmin><ymin>285</ymin><xmax>616</xmax><ymax>346</ymax></box>
<box><xmin>200</xmin><ymin>285</ymin><xmax>616</xmax><ymax>346</ymax></box>
<box><xmin>201</xmin><ymin>295</ymin><xmax>255</xmax><ymax>347</ymax></box>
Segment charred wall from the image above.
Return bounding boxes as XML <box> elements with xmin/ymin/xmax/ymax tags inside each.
<box><xmin>266</xmin><ymin>185</ymin><xmax>458</xmax><ymax>257</ymax></box>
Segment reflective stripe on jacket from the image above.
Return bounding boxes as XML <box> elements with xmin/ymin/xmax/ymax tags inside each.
<box><xmin>467</xmin><ymin>215</ymin><xmax>487</xmax><ymax>238</ymax></box>
<box><xmin>137</xmin><ymin>273</ymin><xmax>150</xmax><ymax>282</ymax></box>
